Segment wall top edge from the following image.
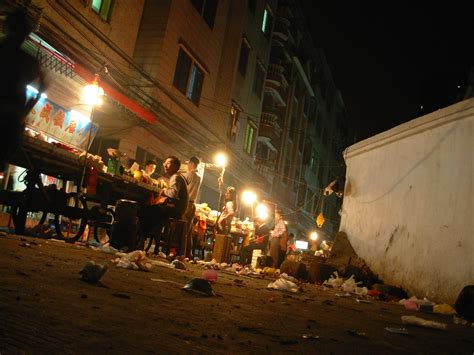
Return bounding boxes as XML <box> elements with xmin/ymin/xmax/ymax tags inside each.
<box><xmin>344</xmin><ymin>98</ymin><xmax>474</xmax><ymax>160</ymax></box>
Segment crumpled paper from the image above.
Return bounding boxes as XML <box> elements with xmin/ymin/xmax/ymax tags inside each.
<box><xmin>267</xmin><ymin>273</ymin><xmax>300</xmax><ymax>293</ymax></box>
<box><xmin>112</xmin><ymin>250</ymin><xmax>151</xmax><ymax>271</ymax></box>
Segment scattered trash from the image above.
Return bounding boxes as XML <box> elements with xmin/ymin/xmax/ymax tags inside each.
<box><xmin>268</xmin><ymin>296</ymin><xmax>275</xmax><ymax>303</ymax></box>
<box><xmin>401</xmin><ymin>315</ymin><xmax>447</xmax><ymax>330</ymax></box>
<box><xmin>323</xmin><ymin>272</ymin><xmax>344</xmax><ymax>288</ymax></box>
<box><xmin>335</xmin><ymin>293</ymin><xmax>351</xmax><ymax>298</ymax></box>
<box><xmin>385</xmin><ymin>327</ymin><xmax>409</xmax><ymax>335</ymax></box>
<box><xmin>113</xmin><ymin>250</ymin><xmax>151</xmax><ymax>271</ymax></box>
<box><xmin>182</xmin><ymin>278</ymin><xmax>215</xmax><ymax>296</ymax></box>
<box><xmin>341</xmin><ymin>275</ymin><xmax>359</xmax><ymax>293</ymax></box>
<box><xmin>171</xmin><ymin>259</ymin><xmax>187</xmax><ymax>270</ymax></box>
<box><xmin>79</xmin><ymin>260</ymin><xmax>108</xmax><ymax>283</ymax></box>
<box><xmin>367</xmin><ymin>289</ymin><xmax>381</xmax><ymax>297</ymax></box>
<box><xmin>347</xmin><ymin>329</ymin><xmax>367</xmax><ymax>338</ymax></box>
<box><xmin>90</xmin><ymin>245</ymin><xmax>119</xmax><ymax>254</ymax></box>
<box><xmin>267</xmin><ymin>274</ymin><xmax>300</xmax><ymax>293</ymax></box>
<box><xmin>20</xmin><ymin>242</ymin><xmax>30</xmax><ymax>248</ymax></box>
<box><xmin>0</xmin><ymin>231</ymin><xmax>7</xmax><ymax>237</ymax></box>
<box><xmin>112</xmin><ymin>292</ymin><xmax>131</xmax><ymax>299</ymax></box>
<box><xmin>403</xmin><ymin>300</ymin><xmax>420</xmax><ymax>311</ymax></box>
<box><xmin>301</xmin><ymin>334</ymin><xmax>320</xmax><ymax>340</ymax></box>
<box><xmin>202</xmin><ymin>269</ymin><xmax>218</xmax><ymax>282</ymax></box>
<box><xmin>150</xmin><ymin>278</ymin><xmax>182</xmax><ymax>286</ymax></box>
<box><xmin>433</xmin><ymin>304</ymin><xmax>455</xmax><ymax>315</ymax></box>
<box><xmin>356</xmin><ymin>299</ymin><xmax>372</xmax><ymax>304</ymax></box>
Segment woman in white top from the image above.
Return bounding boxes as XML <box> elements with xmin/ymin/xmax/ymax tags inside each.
<box><xmin>217</xmin><ymin>186</ymin><xmax>236</xmax><ymax>235</ymax></box>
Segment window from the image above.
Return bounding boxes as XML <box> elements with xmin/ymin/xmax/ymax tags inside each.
<box><xmin>190</xmin><ymin>0</ymin><xmax>217</xmax><ymax>29</ymax></box>
<box><xmin>238</xmin><ymin>38</ymin><xmax>250</xmax><ymax>77</ymax></box>
<box><xmin>173</xmin><ymin>48</ymin><xmax>205</xmax><ymax>105</ymax></box>
<box><xmin>135</xmin><ymin>146</ymin><xmax>146</xmax><ymax>166</ymax></box>
<box><xmin>261</xmin><ymin>6</ymin><xmax>273</xmax><ymax>39</ymax></box>
<box><xmin>253</xmin><ymin>60</ymin><xmax>265</xmax><ymax>98</ymax></box>
<box><xmin>91</xmin><ymin>0</ymin><xmax>114</xmax><ymax>21</ymax></box>
<box><xmin>89</xmin><ymin>138</ymin><xmax>119</xmax><ymax>162</ymax></box>
<box><xmin>243</xmin><ymin>121</ymin><xmax>256</xmax><ymax>155</ymax></box>
<box><xmin>229</xmin><ymin>105</ymin><xmax>240</xmax><ymax>142</ymax></box>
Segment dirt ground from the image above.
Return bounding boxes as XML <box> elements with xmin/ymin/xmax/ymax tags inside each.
<box><xmin>1</xmin><ymin>232</ymin><xmax>473</xmax><ymax>354</ymax></box>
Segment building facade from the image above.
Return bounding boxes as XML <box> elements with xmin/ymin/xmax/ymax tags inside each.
<box><xmin>2</xmin><ymin>0</ymin><xmax>348</xmax><ymax>240</ymax></box>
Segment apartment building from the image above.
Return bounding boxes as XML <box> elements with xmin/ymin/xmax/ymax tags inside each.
<box><xmin>255</xmin><ymin>0</ymin><xmax>348</xmax><ymax>238</ymax></box>
<box><xmin>131</xmin><ymin>0</ymin><xmax>276</xmax><ymax>207</ymax></box>
<box><xmin>2</xmin><ymin>0</ymin><xmax>275</xmax><ymax>209</ymax></box>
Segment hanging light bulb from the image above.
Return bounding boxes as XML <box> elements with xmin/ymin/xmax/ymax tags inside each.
<box><xmin>316</xmin><ymin>212</ymin><xmax>325</xmax><ymax>228</ymax></box>
<box><xmin>82</xmin><ymin>74</ymin><xmax>104</xmax><ymax>106</ymax></box>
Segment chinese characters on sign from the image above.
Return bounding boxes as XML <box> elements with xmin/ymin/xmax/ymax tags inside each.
<box><xmin>26</xmin><ymin>99</ymin><xmax>98</xmax><ymax>150</ymax></box>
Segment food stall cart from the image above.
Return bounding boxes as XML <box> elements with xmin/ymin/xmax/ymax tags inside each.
<box><xmin>0</xmin><ymin>133</ymin><xmax>161</xmax><ymax>243</ymax></box>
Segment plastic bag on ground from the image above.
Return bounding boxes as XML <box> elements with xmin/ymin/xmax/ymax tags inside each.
<box><xmin>323</xmin><ymin>271</ymin><xmax>344</xmax><ymax>288</ymax></box>
<box><xmin>268</xmin><ymin>274</ymin><xmax>299</xmax><ymax>293</ymax></box>
<box><xmin>113</xmin><ymin>250</ymin><xmax>151</xmax><ymax>271</ymax></box>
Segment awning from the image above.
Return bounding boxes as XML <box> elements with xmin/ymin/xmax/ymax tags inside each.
<box><xmin>26</xmin><ymin>34</ymin><xmax>157</xmax><ymax>125</ymax></box>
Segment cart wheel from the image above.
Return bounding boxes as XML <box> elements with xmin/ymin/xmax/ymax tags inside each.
<box><xmin>38</xmin><ymin>211</ymin><xmax>50</xmax><ymax>225</ymax></box>
<box><xmin>10</xmin><ymin>206</ymin><xmax>27</xmax><ymax>235</ymax></box>
<box><xmin>93</xmin><ymin>207</ymin><xmax>115</xmax><ymax>245</ymax></box>
<box><xmin>54</xmin><ymin>193</ymin><xmax>88</xmax><ymax>242</ymax></box>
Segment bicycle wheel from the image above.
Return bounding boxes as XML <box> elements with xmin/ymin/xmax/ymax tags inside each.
<box><xmin>91</xmin><ymin>206</ymin><xmax>114</xmax><ymax>245</ymax></box>
<box><xmin>54</xmin><ymin>193</ymin><xmax>88</xmax><ymax>242</ymax></box>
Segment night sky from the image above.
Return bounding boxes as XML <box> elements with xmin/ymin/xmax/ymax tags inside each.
<box><xmin>301</xmin><ymin>2</ymin><xmax>473</xmax><ymax>142</ymax></box>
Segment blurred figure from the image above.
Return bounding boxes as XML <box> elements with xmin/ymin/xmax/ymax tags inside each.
<box><xmin>141</xmin><ymin>160</ymin><xmax>157</xmax><ymax>180</ymax></box>
<box><xmin>217</xmin><ymin>186</ymin><xmax>236</xmax><ymax>235</ymax></box>
<box><xmin>183</xmin><ymin>156</ymin><xmax>202</xmax><ymax>258</ymax></box>
<box><xmin>269</xmin><ymin>210</ymin><xmax>288</xmax><ymax>269</ymax></box>
<box><xmin>0</xmin><ymin>8</ymin><xmax>45</xmax><ymax>171</ymax></box>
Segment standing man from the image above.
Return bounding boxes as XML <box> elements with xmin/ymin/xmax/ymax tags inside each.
<box><xmin>269</xmin><ymin>210</ymin><xmax>288</xmax><ymax>269</ymax></box>
<box><xmin>183</xmin><ymin>156</ymin><xmax>202</xmax><ymax>258</ymax></box>
<box><xmin>0</xmin><ymin>8</ymin><xmax>45</xmax><ymax>171</ymax></box>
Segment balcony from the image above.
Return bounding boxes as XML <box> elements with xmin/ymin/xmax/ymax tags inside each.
<box><xmin>273</xmin><ymin>17</ymin><xmax>290</xmax><ymax>43</ymax></box>
<box><xmin>266</xmin><ymin>64</ymin><xmax>289</xmax><ymax>100</ymax></box>
<box><xmin>259</xmin><ymin>112</ymin><xmax>281</xmax><ymax>148</ymax></box>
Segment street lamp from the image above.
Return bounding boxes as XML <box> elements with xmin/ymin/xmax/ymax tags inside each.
<box><xmin>242</xmin><ymin>190</ymin><xmax>257</xmax><ymax>218</ymax></box>
<box><xmin>310</xmin><ymin>231</ymin><xmax>318</xmax><ymax>241</ymax></box>
<box><xmin>79</xmin><ymin>72</ymin><xmax>105</xmax><ymax>192</ymax></box>
<box><xmin>215</xmin><ymin>152</ymin><xmax>227</xmax><ymax>210</ymax></box>
<box><xmin>255</xmin><ymin>203</ymin><xmax>269</xmax><ymax>220</ymax></box>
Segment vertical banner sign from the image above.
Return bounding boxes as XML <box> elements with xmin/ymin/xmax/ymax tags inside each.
<box><xmin>25</xmin><ymin>98</ymin><xmax>99</xmax><ymax>150</ymax></box>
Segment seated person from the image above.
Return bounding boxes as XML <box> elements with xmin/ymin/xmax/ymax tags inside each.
<box><xmin>141</xmin><ymin>159</ymin><xmax>157</xmax><ymax>183</ymax></box>
<box><xmin>239</xmin><ymin>217</ymin><xmax>270</xmax><ymax>266</ymax></box>
<box><xmin>138</xmin><ymin>156</ymin><xmax>188</xmax><ymax>253</ymax></box>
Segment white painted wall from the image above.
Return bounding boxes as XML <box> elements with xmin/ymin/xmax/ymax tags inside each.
<box><xmin>340</xmin><ymin>98</ymin><xmax>474</xmax><ymax>304</ymax></box>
